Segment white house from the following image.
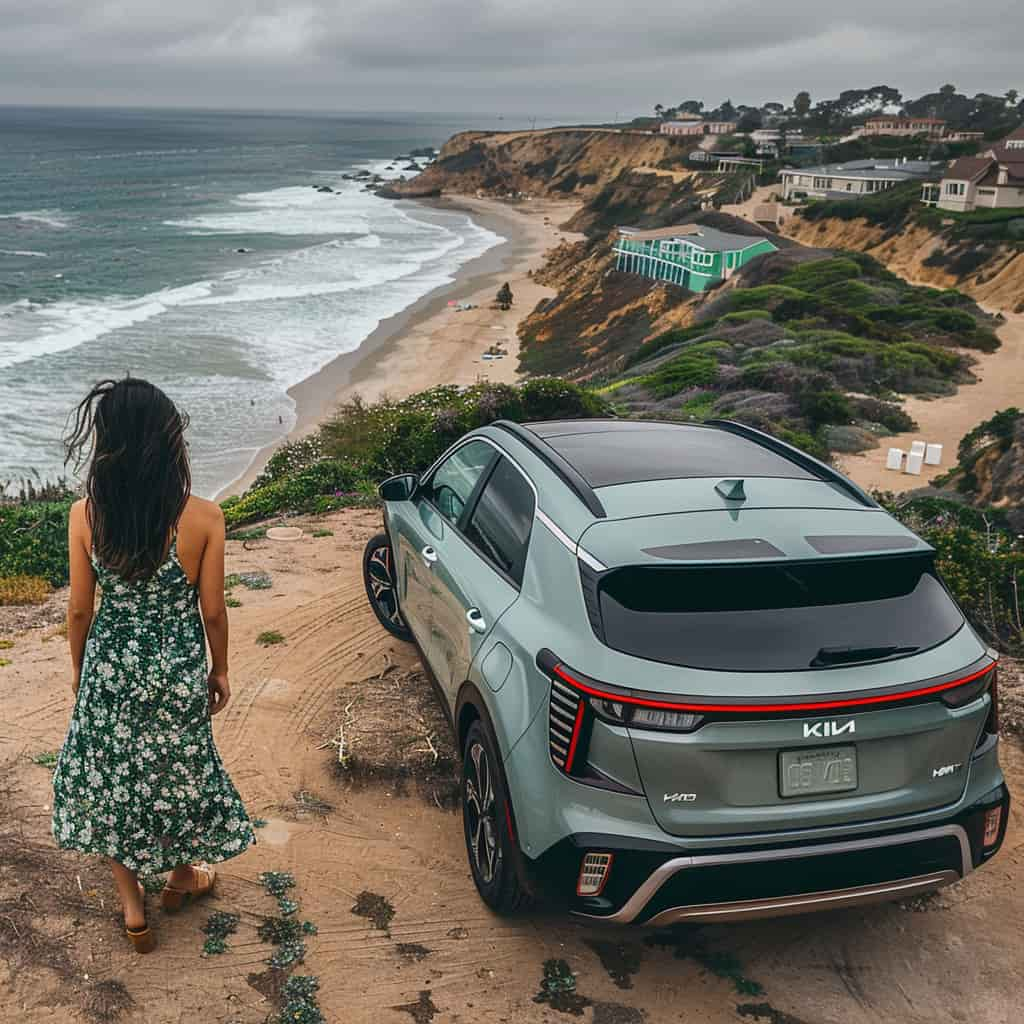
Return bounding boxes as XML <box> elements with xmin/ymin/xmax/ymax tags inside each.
<box><xmin>780</xmin><ymin>158</ymin><xmax>939</xmax><ymax>201</ymax></box>
<box><xmin>923</xmin><ymin>128</ymin><xmax>1024</xmax><ymax>212</ymax></box>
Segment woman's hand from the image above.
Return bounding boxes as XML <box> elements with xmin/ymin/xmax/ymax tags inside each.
<box><xmin>208</xmin><ymin>672</ymin><xmax>231</xmax><ymax>715</ymax></box>
<box><xmin>71</xmin><ymin>672</ymin><xmax>80</xmax><ymax>696</ymax></box>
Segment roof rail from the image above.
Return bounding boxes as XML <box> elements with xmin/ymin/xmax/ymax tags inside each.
<box><xmin>491</xmin><ymin>420</ymin><xmax>607</xmax><ymax>518</ymax></box>
<box><xmin>705</xmin><ymin>419</ymin><xmax>878</xmax><ymax>509</ymax></box>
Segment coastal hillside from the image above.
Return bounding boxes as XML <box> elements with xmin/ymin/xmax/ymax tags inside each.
<box><xmin>934</xmin><ymin>408</ymin><xmax>1024</xmax><ymax>530</ymax></box>
<box><xmin>381</xmin><ymin>127</ymin><xmax>741</xmax><ymax>219</ymax></box>
<box><xmin>778</xmin><ymin>185</ymin><xmax>1024</xmax><ymax>310</ymax></box>
<box><xmin>388</xmin><ymin>129</ymin><xmax>1007</xmax><ymax>466</ymax></box>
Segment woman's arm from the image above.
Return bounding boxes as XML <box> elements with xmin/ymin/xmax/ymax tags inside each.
<box><xmin>67</xmin><ymin>500</ymin><xmax>96</xmax><ymax>694</ymax></box>
<box><xmin>197</xmin><ymin>504</ymin><xmax>230</xmax><ymax>714</ymax></box>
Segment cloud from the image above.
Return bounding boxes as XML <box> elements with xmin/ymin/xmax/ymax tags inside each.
<box><xmin>0</xmin><ymin>0</ymin><xmax>1020</xmax><ymax>113</ymax></box>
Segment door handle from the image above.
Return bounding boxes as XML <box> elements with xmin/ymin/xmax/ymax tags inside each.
<box><xmin>421</xmin><ymin>545</ymin><xmax>438</xmax><ymax>569</ymax></box>
<box><xmin>466</xmin><ymin>608</ymin><xmax>488</xmax><ymax>634</ymax></box>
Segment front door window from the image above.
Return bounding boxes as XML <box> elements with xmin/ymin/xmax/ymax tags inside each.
<box><xmin>422</xmin><ymin>439</ymin><xmax>495</xmax><ymax>525</ymax></box>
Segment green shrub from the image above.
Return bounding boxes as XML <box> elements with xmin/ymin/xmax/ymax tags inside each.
<box><xmin>227</xmin><ymin>379</ymin><xmax>609</xmax><ymax>526</ymax></box>
<box><xmin>886</xmin><ymin>498</ymin><xmax>1023</xmax><ymax>653</ymax></box>
<box><xmin>850</xmin><ymin>397</ymin><xmax>917</xmax><ymax>434</ymax></box>
<box><xmin>0</xmin><ymin>500</ymin><xmax>72</xmax><ymax>587</ymax></box>
<box><xmin>719</xmin><ymin>310</ymin><xmax>772</xmax><ymax>323</ymax></box>
<box><xmin>636</xmin><ymin>342</ymin><xmax>726</xmax><ymax>398</ymax></box>
<box><xmin>779</xmin><ymin>257</ymin><xmax>864</xmax><ymax>292</ymax></box>
<box><xmin>797</xmin><ymin>389</ymin><xmax>852</xmax><ymax>428</ymax></box>
<box><xmin>725</xmin><ymin>285</ymin><xmax>808</xmax><ymax>311</ymax></box>
<box><xmin>622</xmin><ymin>322</ymin><xmax>718</xmax><ymax>369</ymax></box>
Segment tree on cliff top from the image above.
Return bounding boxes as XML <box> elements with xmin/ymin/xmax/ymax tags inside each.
<box><xmin>793</xmin><ymin>91</ymin><xmax>812</xmax><ymax>118</ymax></box>
<box><xmin>496</xmin><ymin>282</ymin><xmax>513</xmax><ymax>310</ymax></box>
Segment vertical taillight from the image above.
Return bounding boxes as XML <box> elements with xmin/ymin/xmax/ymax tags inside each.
<box><xmin>984</xmin><ymin>665</ymin><xmax>999</xmax><ymax>737</ymax></box>
<box><xmin>549</xmin><ymin>675</ymin><xmax>584</xmax><ymax>774</ymax></box>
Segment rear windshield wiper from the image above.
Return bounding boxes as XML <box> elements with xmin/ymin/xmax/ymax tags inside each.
<box><xmin>811</xmin><ymin>644</ymin><xmax>919</xmax><ymax>668</ymax></box>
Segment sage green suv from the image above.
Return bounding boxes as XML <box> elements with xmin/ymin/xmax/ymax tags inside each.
<box><xmin>362</xmin><ymin>418</ymin><xmax>1009</xmax><ymax>922</ymax></box>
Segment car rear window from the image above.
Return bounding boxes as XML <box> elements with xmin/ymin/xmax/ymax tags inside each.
<box><xmin>597</xmin><ymin>554</ymin><xmax>964</xmax><ymax>672</ymax></box>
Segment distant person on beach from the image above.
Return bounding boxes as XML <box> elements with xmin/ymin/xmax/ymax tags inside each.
<box><xmin>51</xmin><ymin>377</ymin><xmax>255</xmax><ymax>954</ymax></box>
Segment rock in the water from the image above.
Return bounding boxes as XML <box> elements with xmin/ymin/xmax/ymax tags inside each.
<box><xmin>375</xmin><ymin>184</ymin><xmax>442</xmax><ymax>200</ymax></box>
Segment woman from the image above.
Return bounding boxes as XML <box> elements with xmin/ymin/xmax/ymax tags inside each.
<box><xmin>52</xmin><ymin>378</ymin><xmax>255</xmax><ymax>953</ymax></box>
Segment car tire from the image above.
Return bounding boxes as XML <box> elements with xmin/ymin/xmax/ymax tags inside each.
<box><xmin>462</xmin><ymin>719</ymin><xmax>530</xmax><ymax>914</ymax></box>
<box><xmin>362</xmin><ymin>532</ymin><xmax>413</xmax><ymax>641</ymax></box>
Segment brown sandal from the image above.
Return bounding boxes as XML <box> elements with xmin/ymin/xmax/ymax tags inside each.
<box><xmin>160</xmin><ymin>863</ymin><xmax>216</xmax><ymax>913</ymax></box>
<box><xmin>126</xmin><ymin>882</ymin><xmax>155</xmax><ymax>954</ymax></box>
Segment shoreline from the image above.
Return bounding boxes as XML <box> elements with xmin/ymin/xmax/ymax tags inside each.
<box><xmin>217</xmin><ymin>195</ymin><xmax>580</xmax><ymax>500</ymax></box>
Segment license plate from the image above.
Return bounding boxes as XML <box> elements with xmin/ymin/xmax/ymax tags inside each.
<box><xmin>780</xmin><ymin>746</ymin><xmax>857</xmax><ymax>798</ymax></box>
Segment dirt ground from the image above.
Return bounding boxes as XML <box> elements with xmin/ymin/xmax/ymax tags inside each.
<box><xmin>1</xmin><ymin>507</ymin><xmax>1022</xmax><ymax>1024</ymax></box>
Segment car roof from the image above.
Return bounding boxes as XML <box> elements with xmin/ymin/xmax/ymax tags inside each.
<box><xmin>521</xmin><ymin>419</ymin><xmax>816</xmax><ymax>489</ymax></box>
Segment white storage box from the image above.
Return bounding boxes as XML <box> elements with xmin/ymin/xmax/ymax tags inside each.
<box><xmin>886</xmin><ymin>448</ymin><xmax>904</xmax><ymax>471</ymax></box>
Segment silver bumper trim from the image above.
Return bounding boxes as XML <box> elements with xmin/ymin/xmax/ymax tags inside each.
<box><xmin>576</xmin><ymin>824</ymin><xmax>972</xmax><ymax>925</ymax></box>
<box><xmin>644</xmin><ymin>870</ymin><xmax>960</xmax><ymax>925</ymax></box>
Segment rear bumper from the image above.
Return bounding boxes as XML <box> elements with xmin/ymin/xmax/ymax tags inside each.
<box><xmin>528</xmin><ymin>782</ymin><xmax>1009</xmax><ymax>926</ymax></box>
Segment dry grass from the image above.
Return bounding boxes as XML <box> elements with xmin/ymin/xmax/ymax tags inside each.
<box><xmin>328</xmin><ymin>664</ymin><xmax>459</xmax><ymax>807</ymax></box>
<box><xmin>0</xmin><ymin>575</ymin><xmax>53</xmax><ymax>606</ymax></box>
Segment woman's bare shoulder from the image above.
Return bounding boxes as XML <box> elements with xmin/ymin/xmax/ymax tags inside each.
<box><xmin>70</xmin><ymin>498</ymin><xmax>89</xmax><ymax>526</ymax></box>
<box><xmin>182</xmin><ymin>495</ymin><xmax>225</xmax><ymax>532</ymax></box>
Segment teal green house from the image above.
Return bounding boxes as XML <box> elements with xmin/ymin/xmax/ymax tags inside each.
<box><xmin>613</xmin><ymin>224</ymin><xmax>777</xmax><ymax>292</ymax></box>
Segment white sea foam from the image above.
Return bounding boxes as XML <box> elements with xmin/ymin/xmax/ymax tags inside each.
<box><xmin>165</xmin><ymin>185</ymin><xmax>373</xmax><ymax>236</ymax></box>
<box><xmin>0</xmin><ymin>209</ymin><xmax>72</xmax><ymax>229</ymax></box>
<box><xmin>0</xmin><ymin>174</ymin><xmax>504</xmax><ymax>497</ymax></box>
<box><xmin>0</xmin><ymin>249</ymin><xmax>49</xmax><ymax>257</ymax></box>
<box><xmin>0</xmin><ymin>183</ymin><xmax>502</xmax><ymax>379</ymax></box>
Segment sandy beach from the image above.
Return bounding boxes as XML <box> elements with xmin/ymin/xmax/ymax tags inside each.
<box><xmin>220</xmin><ymin>195</ymin><xmax>581</xmax><ymax>498</ymax></box>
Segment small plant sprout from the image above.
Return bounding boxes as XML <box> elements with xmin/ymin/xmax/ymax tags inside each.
<box><xmin>257</xmin><ymin>631</ymin><xmax>285</xmax><ymax>647</ymax></box>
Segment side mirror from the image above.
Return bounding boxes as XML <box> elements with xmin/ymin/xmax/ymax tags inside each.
<box><xmin>378</xmin><ymin>473</ymin><xmax>418</xmax><ymax>502</ymax></box>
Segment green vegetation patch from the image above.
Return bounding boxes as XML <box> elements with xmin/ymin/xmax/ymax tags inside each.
<box><xmin>257</xmin><ymin>631</ymin><xmax>285</xmax><ymax>647</ymax></box>
<box><xmin>637</xmin><ymin>343</ymin><xmax>725</xmax><ymax>398</ymax></box>
<box><xmin>31</xmin><ymin>750</ymin><xmax>59</xmax><ymax>769</ymax></box>
<box><xmin>0</xmin><ymin>500</ymin><xmax>71</xmax><ymax>587</ymax></box>
<box><xmin>224</xmin><ymin>571</ymin><xmax>272</xmax><ymax>591</ymax></box>
<box><xmin>202</xmin><ymin>911</ymin><xmax>240</xmax><ymax>956</ymax></box>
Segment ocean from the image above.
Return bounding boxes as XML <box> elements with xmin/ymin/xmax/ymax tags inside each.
<box><xmin>0</xmin><ymin>107</ymin><xmax>551</xmax><ymax>496</ymax></box>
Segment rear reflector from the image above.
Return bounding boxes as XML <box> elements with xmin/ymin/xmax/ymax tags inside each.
<box><xmin>577</xmin><ymin>852</ymin><xmax>614</xmax><ymax>896</ymax></box>
<box><xmin>984</xmin><ymin>807</ymin><xmax>1003</xmax><ymax>848</ymax></box>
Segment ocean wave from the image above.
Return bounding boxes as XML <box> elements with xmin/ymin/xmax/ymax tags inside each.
<box><xmin>0</xmin><ymin>281</ymin><xmax>214</xmax><ymax>369</ymax></box>
<box><xmin>0</xmin><ymin>209</ymin><xmax>72</xmax><ymax>229</ymax></box>
<box><xmin>0</xmin><ymin>248</ymin><xmax>49</xmax><ymax>258</ymax></box>
<box><xmin>165</xmin><ymin>185</ymin><xmax>373</xmax><ymax>236</ymax></box>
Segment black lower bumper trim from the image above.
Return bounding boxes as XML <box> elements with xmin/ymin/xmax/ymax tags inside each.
<box><xmin>525</xmin><ymin>782</ymin><xmax>1010</xmax><ymax>922</ymax></box>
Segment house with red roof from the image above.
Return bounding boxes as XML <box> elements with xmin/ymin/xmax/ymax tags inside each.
<box><xmin>922</xmin><ymin>127</ymin><xmax>1024</xmax><ymax>212</ymax></box>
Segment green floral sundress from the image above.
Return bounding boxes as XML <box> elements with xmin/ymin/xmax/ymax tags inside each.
<box><xmin>52</xmin><ymin>538</ymin><xmax>255</xmax><ymax>874</ymax></box>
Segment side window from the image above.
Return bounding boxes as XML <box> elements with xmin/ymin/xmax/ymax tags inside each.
<box><xmin>463</xmin><ymin>458</ymin><xmax>535</xmax><ymax>586</ymax></box>
<box><xmin>422</xmin><ymin>440</ymin><xmax>495</xmax><ymax>525</ymax></box>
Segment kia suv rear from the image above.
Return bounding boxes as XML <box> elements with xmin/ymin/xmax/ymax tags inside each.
<box><xmin>363</xmin><ymin>418</ymin><xmax>1009</xmax><ymax>923</ymax></box>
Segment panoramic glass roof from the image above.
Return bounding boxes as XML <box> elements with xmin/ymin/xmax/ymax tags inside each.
<box><xmin>525</xmin><ymin>421</ymin><xmax>817</xmax><ymax>488</ymax></box>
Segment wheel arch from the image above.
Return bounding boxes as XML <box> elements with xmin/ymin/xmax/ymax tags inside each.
<box><xmin>455</xmin><ymin>681</ymin><xmax>493</xmax><ymax>755</ymax></box>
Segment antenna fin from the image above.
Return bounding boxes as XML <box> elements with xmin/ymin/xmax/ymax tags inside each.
<box><xmin>715</xmin><ymin>478</ymin><xmax>746</xmax><ymax>501</ymax></box>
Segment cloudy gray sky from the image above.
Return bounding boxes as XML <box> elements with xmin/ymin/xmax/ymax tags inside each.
<box><xmin>1</xmin><ymin>0</ymin><xmax>1021</xmax><ymax>116</ymax></box>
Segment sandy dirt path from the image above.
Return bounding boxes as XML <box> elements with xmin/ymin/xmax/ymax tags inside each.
<box><xmin>2</xmin><ymin>509</ymin><xmax>1022</xmax><ymax>1024</ymax></box>
<box><xmin>840</xmin><ymin>311</ymin><xmax>1024</xmax><ymax>494</ymax></box>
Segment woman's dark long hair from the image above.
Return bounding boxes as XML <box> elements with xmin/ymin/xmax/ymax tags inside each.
<box><xmin>64</xmin><ymin>378</ymin><xmax>191</xmax><ymax>583</ymax></box>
